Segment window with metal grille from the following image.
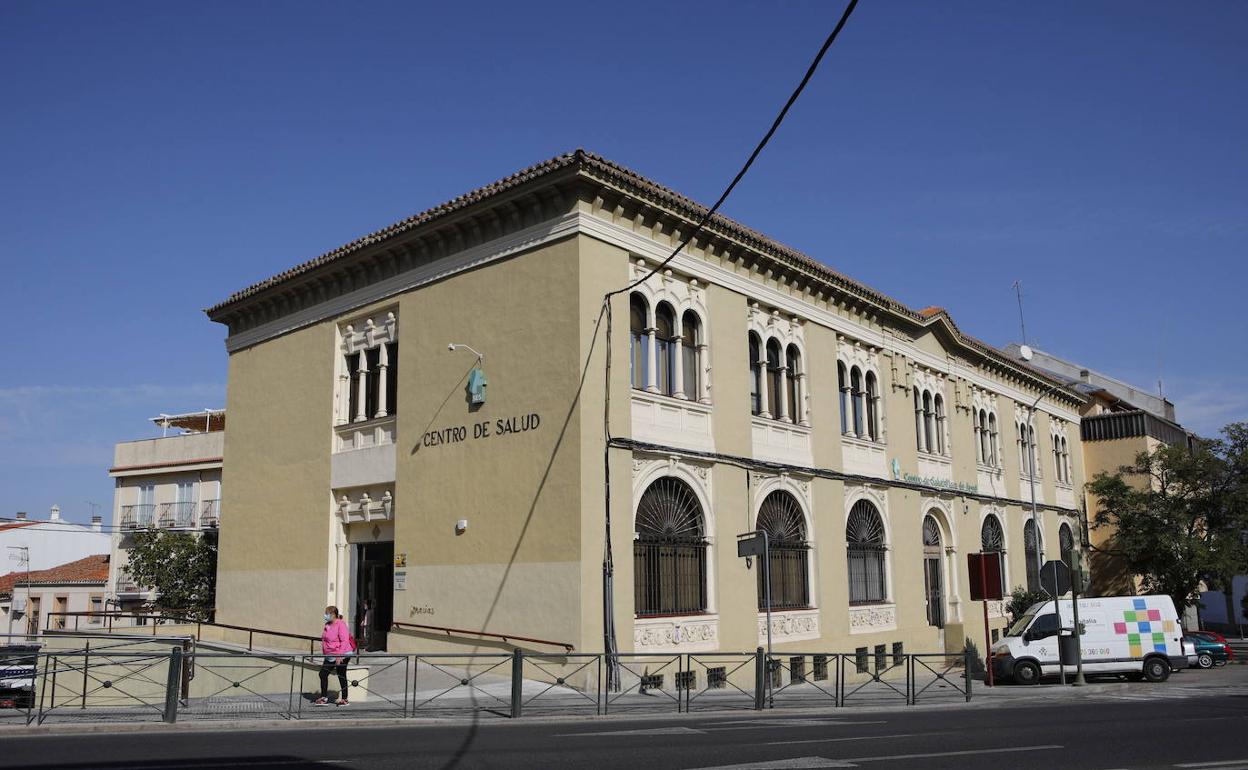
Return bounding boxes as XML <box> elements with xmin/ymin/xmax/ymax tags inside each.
<box><xmin>846</xmin><ymin>500</ymin><xmax>887</xmax><ymax>605</ymax></box>
<box><xmin>634</xmin><ymin>477</ymin><xmax>708</xmax><ymax>617</ymax></box>
<box><xmin>980</xmin><ymin>514</ymin><xmax>1007</xmax><ymax>596</ymax></box>
<box><xmin>1024</xmin><ymin>519</ymin><xmax>1042</xmax><ymax>592</ymax></box>
<box><xmin>922</xmin><ymin>515</ymin><xmax>945</xmax><ymax>628</ymax></box>
<box><xmin>756</xmin><ymin>490</ymin><xmax>810</xmax><ymax>610</ymax></box>
<box><xmin>1059</xmin><ymin>523</ymin><xmax>1076</xmax><ymax>569</ymax></box>
<box><xmin>855</xmin><ymin>647</ymin><xmax>868</xmax><ymax>673</ymax></box>
<box><xmin>892</xmin><ymin>642</ymin><xmax>905</xmax><ymax>666</ymax></box>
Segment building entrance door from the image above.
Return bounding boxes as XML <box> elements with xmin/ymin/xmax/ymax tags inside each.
<box><xmin>355</xmin><ymin>541</ymin><xmax>394</xmax><ymax>651</ymax></box>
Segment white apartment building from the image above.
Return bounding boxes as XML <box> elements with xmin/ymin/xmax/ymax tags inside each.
<box><xmin>0</xmin><ymin>507</ymin><xmax>109</xmax><ymax>633</ymax></box>
<box><xmin>107</xmin><ymin>410</ymin><xmax>223</xmax><ymax>613</ymax></box>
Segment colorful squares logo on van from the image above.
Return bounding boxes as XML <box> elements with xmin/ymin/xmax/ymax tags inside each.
<box><xmin>1128</xmin><ymin>632</ymin><xmax>1140</xmax><ymax>644</ymax></box>
<box><xmin>1123</xmin><ymin>611</ymin><xmax>1137</xmax><ymax>622</ymax></box>
<box><xmin>1133</xmin><ymin>599</ymin><xmax>1147</xmax><ymax>610</ymax></box>
<box><xmin>1138</xmin><ymin>621</ymin><xmax>1151</xmax><ymax>633</ymax></box>
<box><xmin>1163</xmin><ymin>620</ymin><xmax>1175</xmax><ymax>633</ymax></box>
<box><xmin>1148</xmin><ymin>609</ymin><xmax>1161</xmax><ymax>621</ymax></box>
<box><xmin>1114</xmin><ymin>622</ymin><xmax>1128</xmax><ymax>634</ymax></box>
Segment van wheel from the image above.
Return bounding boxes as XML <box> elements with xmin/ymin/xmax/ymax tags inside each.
<box><xmin>1197</xmin><ymin>653</ymin><xmax>1214</xmax><ymax>669</ymax></box>
<box><xmin>1013</xmin><ymin>660</ymin><xmax>1041</xmax><ymax>685</ymax></box>
<box><xmin>1143</xmin><ymin>657</ymin><xmax>1171</xmax><ymax>682</ymax></box>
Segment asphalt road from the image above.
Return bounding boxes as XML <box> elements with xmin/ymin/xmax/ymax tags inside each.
<box><xmin>5</xmin><ymin>689</ymin><xmax>1248</xmax><ymax>770</ymax></box>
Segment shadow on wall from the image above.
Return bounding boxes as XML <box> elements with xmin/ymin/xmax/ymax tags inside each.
<box><xmin>395</xmin><ymin>303</ymin><xmax>608</xmax><ymax>770</ymax></box>
<box><xmin>1089</xmin><ymin>540</ymin><xmax>1140</xmax><ymax>597</ymax></box>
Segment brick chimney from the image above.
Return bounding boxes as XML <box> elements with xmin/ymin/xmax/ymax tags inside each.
<box><xmin>91</xmin><ymin>515</ymin><xmax>103</xmax><ymax>532</ymax></box>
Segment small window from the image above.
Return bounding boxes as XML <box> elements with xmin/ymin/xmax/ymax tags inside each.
<box><xmin>1024</xmin><ymin>520</ymin><xmax>1042</xmax><ymax>592</ymax></box>
<box><xmin>681</xmin><ymin>311</ymin><xmax>701</xmax><ymax>401</ymax></box>
<box><xmin>655</xmin><ymin>303</ymin><xmax>677</xmax><ymax>396</ymax></box>
<box><xmin>364</xmin><ymin>347</ymin><xmax>381</xmax><ymax>419</ymax></box>
<box><xmin>89</xmin><ymin>596</ymin><xmax>103</xmax><ymax>624</ymax></box>
<box><xmin>850</xmin><ymin>367</ymin><xmax>863</xmax><ymax>437</ymax></box>
<box><xmin>386</xmin><ymin>342</ymin><xmax>399</xmax><ymax>415</ymax></box>
<box><xmin>766</xmin><ymin>339</ymin><xmax>782</xmax><ymax>418</ymax></box>
<box><xmin>630</xmin><ymin>294</ymin><xmax>649</xmax><ymax>390</ymax></box>
<box><xmin>838</xmin><ymin>362</ymin><xmax>850</xmax><ymax>435</ymax></box>
<box><xmin>749</xmin><ymin>333</ymin><xmax>763</xmax><ymax>416</ymax></box>
<box><xmin>933</xmin><ymin>394</ymin><xmax>946</xmax><ymax>455</ymax></box>
<box><xmin>865</xmin><ymin>372</ymin><xmax>879</xmax><ymax>441</ymax></box>
<box><xmin>785</xmin><ymin>344</ymin><xmax>802</xmax><ymax>425</ymax></box>
<box><xmin>1028</xmin><ymin>613</ymin><xmax>1059</xmax><ymax>640</ymax></box>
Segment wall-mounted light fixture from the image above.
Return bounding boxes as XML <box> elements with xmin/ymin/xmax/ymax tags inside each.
<box><xmin>455</xmin><ymin>519</ymin><xmax>468</xmax><ymax>535</ymax></box>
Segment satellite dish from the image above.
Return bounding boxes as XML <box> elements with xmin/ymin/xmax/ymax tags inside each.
<box><xmin>1018</xmin><ymin>345</ymin><xmax>1034</xmax><ymax>362</ymax></box>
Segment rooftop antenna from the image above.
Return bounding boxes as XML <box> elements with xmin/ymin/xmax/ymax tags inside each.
<box><xmin>1011</xmin><ymin>280</ymin><xmax>1028</xmax><ymax>347</ymax></box>
<box><xmin>85</xmin><ymin>501</ymin><xmax>100</xmax><ymax>519</ymax></box>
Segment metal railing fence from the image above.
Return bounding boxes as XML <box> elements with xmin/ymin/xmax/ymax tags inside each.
<box><xmin>0</xmin><ymin>643</ymin><xmax>970</xmax><ymax>725</ymax></box>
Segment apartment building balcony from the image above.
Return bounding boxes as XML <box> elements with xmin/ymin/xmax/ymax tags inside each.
<box><xmin>115</xmin><ymin>569</ymin><xmax>148</xmax><ymax>596</ymax></box>
<box><xmin>111</xmin><ymin>430</ymin><xmax>224</xmax><ymax>477</ymax></box>
<box><xmin>120</xmin><ymin>504</ymin><xmax>156</xmax><ymax>530</ymax></box>
<box><xmin>199</xmin><ymin>499</ymin><xmax>220</xmax><ymax>528</ymax></box>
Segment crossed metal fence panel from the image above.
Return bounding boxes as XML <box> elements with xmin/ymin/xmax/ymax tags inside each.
<box><xmin>3</xmin><ymin>645</ymin><xmax>970</xmax><ymax>725</ymax></box>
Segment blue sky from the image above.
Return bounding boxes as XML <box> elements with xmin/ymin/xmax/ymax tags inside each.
<box><xmin>2</xmin><ymin>1</ymin><xmax>1244</xmax><ymax>524</ymax></box>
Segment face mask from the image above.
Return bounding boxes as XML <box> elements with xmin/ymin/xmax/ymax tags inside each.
<box><xmin>324</xmin><ymin>613</ymin><xmax>333</xmax><ymax>622</ymax></box>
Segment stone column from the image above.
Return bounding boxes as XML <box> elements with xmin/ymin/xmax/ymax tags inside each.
<box><xmin>673</xmin><ymin>333</ymin><xmax>686</xmax><ymax>400</ymax></box>
<box><xmin>376</xmin><ymin>343</ymin><xmax>389</xmax><ymax>418</ymax></box>
<box><xmin>354</xmin><ymin>351</ymin><xmax>368</xmax><ymax>422</ymax></box>
<box><xmin>645</xmin><ymin>327</ymin><xmax>659</xmax><ymax>393</ymax></box>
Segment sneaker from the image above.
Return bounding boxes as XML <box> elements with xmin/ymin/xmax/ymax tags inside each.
<box><xmin>312</xmin><ymin>697</ymin><xmax>330</xmax><ymax>706</ymax></box>
<box><xmin>336</xmin><ymin>698</ymin><xmax>349</xmax><ymax>707</ymax></box>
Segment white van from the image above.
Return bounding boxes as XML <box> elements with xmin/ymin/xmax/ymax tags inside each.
<box><xmin>991</xmin><ymin>595</ymin><xmax>1187</xmax><ymax>685</ymax></box>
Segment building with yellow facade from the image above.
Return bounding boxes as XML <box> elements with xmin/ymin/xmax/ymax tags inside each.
<box><xmin>206</xmin><ymin>150</ymin><xmax>1087</xmax><ymax>658</ymax></box>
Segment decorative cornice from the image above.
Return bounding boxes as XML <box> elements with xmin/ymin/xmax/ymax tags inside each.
<box><xmin>207</xmin><ymin>149</ymin><xmax>1084</xmax><ymax>406</ymax></box>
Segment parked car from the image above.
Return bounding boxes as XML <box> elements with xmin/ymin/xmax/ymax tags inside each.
<box><xmin>1182</xmin><ymin>638</ymin><xmax>1198</xmax><ymax>669</ymax></box>
<box><xmin>1184</xmin><ymin>632</ymin><xmax>1232</xmax><ymax>668</ymax></box>
<box><xmin>0</xmin><ymin>645</ymin><xmax>39</xmax><ymax>709</ymax></box>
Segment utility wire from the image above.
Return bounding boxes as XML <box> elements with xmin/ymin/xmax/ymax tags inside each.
<box><xmin>607</xmin><ymin>0</ymin><xmax>860</xmax><ymax>299</ymax></box>
<box><xmin>598</xmin><ymin>0</ymin><xmax>861</xmax><ymax>686</ymax></box>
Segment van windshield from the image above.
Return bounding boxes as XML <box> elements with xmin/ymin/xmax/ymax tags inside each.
<box><xmin>1005</xmin><ymin>612</ymin><xmax>1035</xmax><ymax>637</ymax></box>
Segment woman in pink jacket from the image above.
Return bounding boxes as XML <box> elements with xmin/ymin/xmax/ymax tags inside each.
<box><xmin>314</xmin><ymin>606</ymin><xmax>354</xmax><ymax>706</ymax></box>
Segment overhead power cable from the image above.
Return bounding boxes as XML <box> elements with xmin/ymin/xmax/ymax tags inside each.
<box><xmin>607</xmin><ymin>0</ymin><xmax>860</xmax><ymax>299</ymax></box>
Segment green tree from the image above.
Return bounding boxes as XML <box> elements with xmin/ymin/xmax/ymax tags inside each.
<box><xmin>1087</xmin><ymin>422</ymin><xmax>1248</xmax><ymax>614</ymax></box>
<box><xmin>1006</xmin><ymin>585</ymin><xmax>1048</xmax><ymax>625</ymax></box>
<box><xmin>125</xmin><ymin>530</ymin><xmax>218</xmax><ymax>619</ymax></box>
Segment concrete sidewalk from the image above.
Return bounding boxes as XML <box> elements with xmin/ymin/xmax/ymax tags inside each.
<box><xmin>2</xmin><ymin>663</ymin><xmax>1242</xmax><ymax>737</ymax></box>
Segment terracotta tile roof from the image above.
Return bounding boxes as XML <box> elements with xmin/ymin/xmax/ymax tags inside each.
<box><xmin>0</xmin><ymin>522</ymin><xmax>37</xmax><ymax>533</ymax></box>
<box><xmin>205</xmin><ymin>149</ymin><xmax>1085</xmax><ymax>404</ymax></box>
<box><xmin>0</xmin><ymin>554</ymin><xmax>109</xmax><ymax>595</ymax></box>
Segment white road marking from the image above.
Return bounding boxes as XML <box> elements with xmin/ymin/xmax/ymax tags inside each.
<box><xmin>1178</xmin><ymin>762</ymin><xmax>1248</xmax><ymax>768</ymax></box>
<box><xmin>704</xmin><ymin>720</ymin><xmax>887</xmax><ymax>731</ymax></box>
<box><xmin>686</xmin><ymin>746</ymin><xmax>1064</xmax><ymax>770</ymax></box>
<box><xmin>558</xmin><ymin>726</ymin><xmax>706</xmax><ymax>737</ymax></box>
<box><xmin>762</xmin><ymin>732</ymin><xmax>935</xmax><ymax>747</ymax></box>
<box><xmin>838</xmin><ymin>744</ymin><xmax>1063</xmax><ymax>765</ymax></box>
<box><xmin>684</xmin><ymin>758</ymin><xmax>855</xmax><ymax>769</ymax></box>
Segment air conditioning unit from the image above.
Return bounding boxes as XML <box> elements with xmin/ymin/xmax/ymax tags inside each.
<box><xmin>11</xmin><ymin>597</ymin><xmax>26</xmax><ymax>613</ymax></box>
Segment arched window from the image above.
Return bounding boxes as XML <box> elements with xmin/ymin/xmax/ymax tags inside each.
<box><xmin>865</xmin><ymin>371</ymin><xmax>879</xmax><ymax>441</ymax></box>
<box><xmin>766</xmin><ymin>339</ymin><xmax>783</xmax><ymax>419</ymax></box>
<box><xmin>914</xmin><ymin>388</ymin><xmax>925</xmax><ymax>452</ymax></box>
<box><xmin>1017</xmin><ymin>421</ymin><xmax>1028</xmax><ymax>470</ymax></box>
<box><xmin>749</xmin><ymin>333</ymin><xmax>762</xmax><ymax>416</ymax></box>
<box><xmin>654</xmin><ymin>303</ymin><xmax>676</xmax><ymax>396</ymax></box>
<box><xmin>923</xmin><ymin>515</ymin><xmax>944</xmax><ymax>628</ymax></box>
<box><xmin>851</xmin><ymin>367</ymin><xmax>866</xmax><ymax>437</ymax></box>
<box><xmin>838</xmin><ymin>362</ymin><xmax>850</xmax><ymax>435</ymax></box>
<box><xmin>974</xmin><ymin>410</ymin><xmax>984</xmax><ymax>464</ymax></box>
<box><xmin>1059</xmin><ymin>523</ymin><xmax>1076</xmax><ymax>570</ymax></box>
<box><xmin>1053</xmin><ymin>433</ymin><xmax>1063</xmax><ymax>481</ymax></box>
<box><xmin>933</xmin><ymin>394</ymin><xmax>946</xmax><ymax>455</ymax></box>
<box><xmin>1061</xmin><ymin>437</ymin><xmax>1071</xmax><ymax>482</ymax></box>
<box><xmin>981</xmin><ymin>514</ymin><xmax>1007</xmax><ymax>596</ymax></box>
<box><xmin>922</xmin><ymin>391</ymin><xmax>935</xmax><ymax>453</ymax></box>
<box><xmin>681</xmin><ymin>311</ymin><xmax>701</xmax><ymax>401</ymax></box>
<box><xmin>634</xmin><ymin>477</ymin><xmax>707</xmax><ymax>616</ymax></box>
<box><xmin>1024</xmin><ymin>519</ymin><xmax>1041</xmax><ymax>593</ymax></box>
<box><xmin>785</xmin><ymin>344</ymin><xmax>801</xmax><ymax>425</ymax></box>
<box><xmin>1028</xmin><ymin>426</ymin><xmax>1039</xmax><ymax>476</ymax></box>
<box><xmin>756</xmin><ymin>491</ymin><xmax>810</xmax><ymax>610</ymax></box>
<box><xmin>988</xmin><ymin>413</ymin><xmax>999</xmax><ymax>467</ymax></box>
<box><xmin>846</xmin><ymin>500</ymin><xmax>887</xmax><ymax>605</ymax></box>
<box><xmin>629</xmin><ymin>294</ymin><xmax>649</xmax><ymax>391</ymax></box>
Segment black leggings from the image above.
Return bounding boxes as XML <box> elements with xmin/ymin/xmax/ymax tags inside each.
<box><xmin>319</xmin><ymin>658</ymin><xmax>349</xmax><ymax>699</ymax></box>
